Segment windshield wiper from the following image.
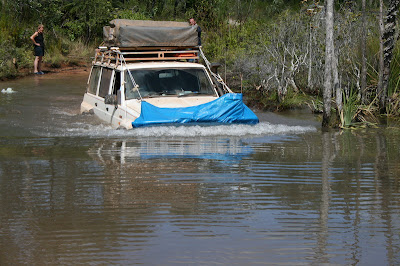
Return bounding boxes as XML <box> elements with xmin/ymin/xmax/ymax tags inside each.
<box><xmin>178</xmin><ymin>92</ymin><xmax>212</xmax><ymax>97</ymax></box>
<box><xmin>146</xmin><ymin>92</ymin><xmax>178</xmax><ymax>97</ymax></box>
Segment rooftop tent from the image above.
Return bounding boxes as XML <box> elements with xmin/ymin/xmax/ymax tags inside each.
<box><xmin>132</xmin><ymin>93</ymin><xmax>259</xmax><ymax>128</ymax></box>
<box><xmin>103</xmin><ymin>19</ymin><xmax>199</xmax><ymax>47</ymax></box>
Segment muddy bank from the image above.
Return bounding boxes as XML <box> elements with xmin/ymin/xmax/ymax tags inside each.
<box><xmin>0</xmin><ymin>62</ymin><xmax>91</xmax><ymax>81</ymax></box>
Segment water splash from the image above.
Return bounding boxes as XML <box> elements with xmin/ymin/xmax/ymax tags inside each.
<box><xmin>1</xmin><ymin>88</ymin><xmax>16</xmax><ymax>94</ymax></box>
<box><xmin>52</xmin><ymin>122</ymin><xmax>317</xmax><ymax>138</ymax></box>
<box><xmin>131</xmin><ymin>123</ymin><xmax>316</xmax><ymax>137</ymax></box>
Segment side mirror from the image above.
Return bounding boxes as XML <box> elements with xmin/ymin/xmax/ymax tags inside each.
<box><xmin>213</xmin><ymin>81</ymin><xmax>225</xmax><ymax>96</ymax></box>
<box><xmin>104</xmin><ymin>94</ymin><xmax>118</xmax><ymax>105</ymax></box>
<box><xmin>210</xmin><ymin>63</ymin><xmax>221</xmax><ymax>74</ymax></box>
<box><xmin>211</xmin><ymin>75</ymin><xmax>225</xmax><ymax>96</ymax></box>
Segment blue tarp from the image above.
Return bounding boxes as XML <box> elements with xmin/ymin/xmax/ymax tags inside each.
<box><xmin>132</xmin><ymin>93</ymin><xmax>259</xmax><ymax>128</ymax></box>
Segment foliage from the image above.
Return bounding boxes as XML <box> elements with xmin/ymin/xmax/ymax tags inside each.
<box><xmin>341</xmin><ymin>90</ymin><xmax>359</xmax><ymax>127</ymax></box>
<box><xmin>113</xmin><ymin>8</ymin><xmax>151</xmax><ymax>21</ymax></box>
<box><xmin>0</xmin><ymin>0</ymin><xmax>399</xmax><ymax>124</ymax></box>
<box><xmin>222</xmin><ymin>5</ymin><xmax>325</xmax><ymax>105</ymax></box>
<box><xmin>0</xmin><ymin>39</ymin><xmax>31</xmax><ymax>79</ymax></box>
<box><xmin>387</xmin><ymin>93</ymin><xmax>400</xmax><ymax>116</ymax></box>
<box><xmin>388</xmin><ymin>44</ymin><xmax>400</xmax><ymax>96</ymax></box>
<box><xmin>62</xmin><ymin>0</ymin><xmax>113</xmax><ymax>43</ymax></box>
<box><xmin>213</xmin><ymin>1</ymin><xmax>400</xmax><ymax>123</ymax></box>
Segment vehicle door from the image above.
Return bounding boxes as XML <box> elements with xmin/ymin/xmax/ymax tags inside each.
<box><xmin>96</xmin><ymin>67</ymin><xmax>114</xmax><ymax>122</ymax></box>
<box><xmin>106</xmin><ymin>71</ymin><xmax>125</xmax><ymax>127</ymax></box>
<box><xmin>82</xmin><ymin>66</ymin><xmax>101</xmax><ymax>111</ymax></box>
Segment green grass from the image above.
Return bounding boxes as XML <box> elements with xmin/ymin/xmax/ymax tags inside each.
<box><xmin>341</xmin><ymin>90</ymin><xmax>359</xmax><ymax>128</ymax></box>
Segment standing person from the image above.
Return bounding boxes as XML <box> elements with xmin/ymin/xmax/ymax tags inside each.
<box><xmin>189</xmin><ymin>18</ymin><xmax>202</xmax><ymax>46</ymax></box>
<box><xmin>30</xmin><ymin>24</ymin><xmax>45</xmax><ymax>75</ymax></box>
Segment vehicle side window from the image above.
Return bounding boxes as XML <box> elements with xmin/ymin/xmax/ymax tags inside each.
<box><xmin>125</xmin><ymin>71</ymin><xmax>141</xmax><ymax>100</ymax></box>
<box><xmin>98</xmin><ymin>68</ymin><xmax>113</xmax><ymax>98</ymax></box>
<box><xmin>112</xmin><ymin>71</ymin><xmax>121</xmax><ymax>95</ymax></box>
<box><xmin>87</xmin><ymin>66</ymin><xmax>101</xmax><ymax>94</ymax></box>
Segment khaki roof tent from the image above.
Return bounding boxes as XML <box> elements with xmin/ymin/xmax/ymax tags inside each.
<box><xmin>103</xmin><ymin>19</ymin><xmax>199</xmax><ymax>48</ymax></box>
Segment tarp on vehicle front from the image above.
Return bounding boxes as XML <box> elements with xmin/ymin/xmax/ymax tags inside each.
<box><xmin>103</xmin><ymin>19</ymin><xmax>199</xmax><ymax>47</ymax></box>
<box><xmin>132</xmin><ymin>93</ymin><xmax>259</xmax><ymax>128</ymax></box>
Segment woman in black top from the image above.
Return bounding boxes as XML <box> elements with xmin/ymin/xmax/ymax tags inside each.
<box><xmin>30</xmin><ymin>24</ymin><xmax>45</xmax><ymax>74</ymax></box>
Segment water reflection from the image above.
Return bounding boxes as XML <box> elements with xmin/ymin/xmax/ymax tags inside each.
<box><xmin>89</xmin><ymin>137</ymin><xmax>253</xmax><ymax>162</ymax></box>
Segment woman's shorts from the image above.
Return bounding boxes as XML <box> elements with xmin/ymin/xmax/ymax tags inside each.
<box><xmin>34</xmin><ymin>46</ymin><xmax>45</xmax><ymax>57</ymax></box>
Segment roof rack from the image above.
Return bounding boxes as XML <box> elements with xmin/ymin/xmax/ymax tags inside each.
<box><xmin>94</xmin><ymin>46</ymin><xmax>199</xmax><ymax>66</ymax></box>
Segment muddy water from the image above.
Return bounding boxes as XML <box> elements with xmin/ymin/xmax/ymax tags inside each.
<box><xmin>0</xmin><ymin>73</ymin><xmax>399</xmax><ymax>265</ymax></box>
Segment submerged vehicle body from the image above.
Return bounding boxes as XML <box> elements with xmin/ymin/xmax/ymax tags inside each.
<box><xmin>80</xmin><ymin>20</ymin><xmax>258</xmax><ymax>129</ymax></box>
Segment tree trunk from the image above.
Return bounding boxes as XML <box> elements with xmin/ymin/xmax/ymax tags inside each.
<box><xmin>361</xmin><ymin>0</ymin><xmax>367</xmax><ymax>104</ymax></box>
<box><xmin>323</xmin><ymin>0</ymin><xmax>334</xmax><ymax>127</ymax></box>
<box><xmin>378</xmin><ymin>0</ymin><xmax>384</xmax><ymax>105</ymax></box>
<box><xmin>333</xmin><ymin>47</ymin><xmax>342</xmax><ymax>118</ymax></box>
<box><xmin>381</xmin><ymin>0</ymin><xmax>400</xmax><ymax>113</ymax></box>
<box><xmin>308</xmin><ymin>23</ymin><xmax>313</xmax><ymax>88</ymax></box>
<box><xmin>174</xmin><ymin>0</ymin><xmax>179</xmax><ymax>18</ymax></box>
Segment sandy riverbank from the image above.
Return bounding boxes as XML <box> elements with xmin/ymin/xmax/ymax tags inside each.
<box><xmin>0</xmin><ymin>62</ymin><xmax>91</xmax><ymax>81</ymax></box>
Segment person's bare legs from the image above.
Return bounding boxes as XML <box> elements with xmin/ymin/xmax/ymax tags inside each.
<box><xmin>38</xmin><ymin>56</ymin><xmax>42</xmax><ymax>73</ymax></box>
<box><xmin>34</xmin><ymin>56</ymin><xmax>39</xmax><ymax>73</ymax></box>
<box><xmin>34</xmin><ymin>56</ymin><xmax>43</xmax><ymax>74</ymax></box>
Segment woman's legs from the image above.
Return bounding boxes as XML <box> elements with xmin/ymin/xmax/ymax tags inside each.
<box><xmin>34</xmin><ymin>56</ymin><xmax>39</xmax><ymax>73</ymax></box>
<box><xmin>34</xmin><ymin>56</ymin><xmax>43</xmax><ymax>73</ymax></box>
<box><xmin>38</xmin><ymin>56</ymin><xmax>42</xmax><ymax>73</ymax></box>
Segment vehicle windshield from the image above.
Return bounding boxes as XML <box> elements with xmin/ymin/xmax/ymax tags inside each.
<box><xmin>125</xmin><ymin>68</ymin><xmax>216</xmax><ymax>99</ymax></box>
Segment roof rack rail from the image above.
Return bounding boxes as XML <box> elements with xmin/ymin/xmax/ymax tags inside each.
<box><xmin>94</xmin><ymin>46</ymin><xmax>199</xmax><ymax>65</ymax></box>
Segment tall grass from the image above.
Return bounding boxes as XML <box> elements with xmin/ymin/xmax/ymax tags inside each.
<box><xmin>388</xmin><ymin>44</ymin><xmax>400</xmax><ymax>96</ymax></box>
<box><xmin>341</xmin><ymin>90</ymin><xmax>359</xmax><ymax>128</ymax></box>
<box><xmin>45</xmin><ymin>38</ymin><xmax>94</xmax><ymax>68</ymax></box>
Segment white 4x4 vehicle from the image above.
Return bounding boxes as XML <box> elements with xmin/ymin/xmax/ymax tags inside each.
<box><xmin>80</xmin><ymin>20</ymin><xmax>258</xmax><ymax>129</ymax></box>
